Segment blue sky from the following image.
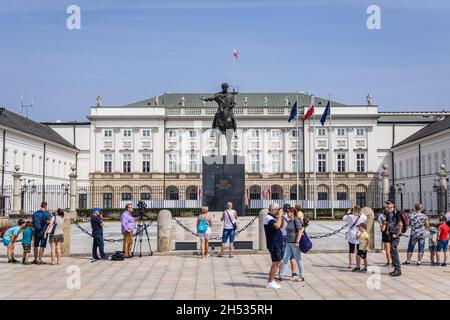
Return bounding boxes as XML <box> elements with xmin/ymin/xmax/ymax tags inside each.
<box><xmin>1</xmin><ymin>0</ymin><xmax>449</xmax><ymax>121</ymax></box>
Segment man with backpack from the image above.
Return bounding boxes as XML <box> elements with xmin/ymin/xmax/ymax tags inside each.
<box><xmin>385</xmin><ymin>200</ymin><xmax>406</xmax><ymax>277</ymax></box>
<box><xmin>31</xmin><ymin>202</ymin><xmax>51</xmax><ymax>265</ymax></box>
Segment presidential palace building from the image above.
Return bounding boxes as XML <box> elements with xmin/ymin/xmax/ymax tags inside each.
<box><xmin>42</xmin><ymin>92</ymin><xmax>450</xmax><ymax>212</ymax></box>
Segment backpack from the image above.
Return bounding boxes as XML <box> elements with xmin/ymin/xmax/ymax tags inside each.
<box><xmin>33</xmin><ymin>210</ymin><xmax>47</xmax><ymax>232</ymax></box>
<box><xmin>399</xmin><ymin>210</ymin><xmax>410</xmax><ymax>234</ymax></box>
<box><xmin>197</xmin><ymin>218</ymin><xmax>208</xmax><ymax>234</ymax></box>
<box><xmin>110</xmin><ymin>251</ymin><xmax>125</xmax><ymax>261</ymax></box>
<box><xmin>0</xmin><ymin>227</ymin><xmax>10</xmax><ymax>239</ymax></box>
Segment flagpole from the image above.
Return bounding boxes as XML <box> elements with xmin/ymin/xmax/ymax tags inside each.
<box><xmin>312</xmin><ymin>97</ymin><xmax>317</xmax><ymax>220</ymax></box>
<box><xmin>328</xmin><ymin>94</ymin><xmax>334</xmax><ymax>219</ymax></box>
<box><xmin>296</xmin><ymin>93</ymin><xmax>300</xmax><ymax>205</ymax></box>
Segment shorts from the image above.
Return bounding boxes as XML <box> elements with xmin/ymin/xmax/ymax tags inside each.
<box><xmin>382</xmin><ymin>233</ymin><xmax>391</xmax><ymax>243</ymax></box>
<box><xmin>357</xmin><ymin>249</ymin><xmax>367</xmax><ymax>259</ymax></box>
<box><xmin>198</xmin><ymin>228</ymin><xmax>211</xmax><ymax>241</ymax></box>
<box><xmin>437</xmin><ymin>240</ymin><xmax>449</xmax><ymax>252</ymax></box>
<box><xmin>2</xmin><ymin>238</ymin><xmax>11</xmax><ymax>247</ymax></box>
<box><xmin>34</xmin><ymin>232</ymin><xmax>48</xmax><ymax>248</ymax></box>
<box><xmin>407</xmin><ymin>237</ymin><xmax>425</xmax><ymax>253</ymax></box>
<box><xmin>22</xmin><ymin>244</ymin><xmax>31</xmax><ymax>253</ymax></box>
<box><xmin>49</xmin><ymin>234</ymin><xmax>64</xmax><ymax>244</ymax></box>
<box><xmin>268</xmin><ymin>247</ymin><xmax>284</xmax><ymax>262</ymax></box>
<box><xmin>221</xmin><ymin>228</ymin><xmax>235</xmax><ymax>244</ymax></box>
<box><xmin>429</xmin><ymin>245</ymin><xmax>437</xmax><ymax>253</ymax></box>
<box><xmin>348</xmin><ymin>242</ymin><xmax>360</xmax><ymax>254</ymax></box>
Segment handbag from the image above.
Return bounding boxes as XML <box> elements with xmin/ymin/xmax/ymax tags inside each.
<box><xmin>294</xmin><ymin>219</ymin><xmax>312</xmax><ymax>253</ymax></box>
<box><xmin>226</xmin><ymin>210</ymin><xmax>237</xmax><ymax>230</ymax></box>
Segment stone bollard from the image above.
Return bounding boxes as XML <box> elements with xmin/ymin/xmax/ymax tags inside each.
<box><xmin>362</xmin><ymin>207</ymin><xmax>375</xmax><ymax>250</ymax></box>
<box><xmin>258</xmin><ymin>208</ymin><xmax>268</xmax><ymax>251</ymax></box>
<box><xmin>157</xmin><ymin>209</ymin><xmax>172</xmax><ymax>252</ymax></box>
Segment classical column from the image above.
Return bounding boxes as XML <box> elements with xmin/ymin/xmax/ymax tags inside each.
<box><xmin>282</xmin><ymin>128</ymin><xmax>289</xmax><ymax>173</ymax></box>
<box><xmin>63</xmin><ymin>165</ymin><xmax>77</xmax><ymax>255</ymax></box>
<box><xmin>12</xmin><ymin>165</ymin><xmax>21</xmax><ymax>214</ymax></box>
<box><xmin>438</xmin><ymin>164</ymin><xmax>447</xmax><ymax>216</ymax></box>
<box><xmin>381</xmin><ymin>164</ymin><xmax>389</xmax><ymax>202</ymax></box>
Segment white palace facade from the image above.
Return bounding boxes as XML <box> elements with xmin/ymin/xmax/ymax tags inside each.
<box><xmin>47</xmin><ymin>92</ymin><xmax>449</xmax><ymax>211</ymax></box>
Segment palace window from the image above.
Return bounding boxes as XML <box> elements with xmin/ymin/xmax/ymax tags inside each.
<box><xmin>317</xmin><ymin>153</ymin><xmax>327</xmax><ymax>172</ymax></box>
<box><xmin>188</xmin><ymin>130</ymin><xmax>198</xmax><ymax>139</ymax></box>
<box><xmin>356</xmin><ymin>128</ymin><xmax>365</xmax><ymax>136</ymax></box>
<box><xmin>356</xmin><ymin>153</ymin><xmax>366</xmax><ymax>172</ymax></box>
<box><xmin>251</xmin><ymin>153</ymin><xmax>260</xmax><ymax>173</ymax></box>
<box><xmin>291</xmin><ymin>129</ymin><xmax>300</xmax><ymax>138</ymax></box>
<box><xmin>317</xmin><ymin>128</ymin><xmax>326</xmax><ymax>136</ymax></box>
<box><xmin>336</xmin><ymin>128</ymin><xmax>346</xmax><ymax>137</ymax></box>
<box><xmin>271</xmin><ymin>153</ymin><xmax>281</xmax><ymax>173</ymax></box>
<box><xmin>337</xmin><ymin>153</ymin><xmax>346</xmax><ymax>172</ymax></box>
<box><xmin>104</xmin><ymin>154</ymin><xmax>112</xmax><ymax>173</ymax></box>
<box><xmin>291</xmin><ymin>153</ymin><xmax>300</xmax><ymax>172</ymax></box>
<box><xmin>250</xmin><ymin>129</ymin><xmax>260</xmax><ymax>138</ymax></box>
<box><xmin>188</xmin><ymin>152</ymin><xmax>198</xmax><ymax>172</ymax></box>
<box><xmin>168</xmin><ymin>130</ymin><xmax>177</xmax><ymax>139</ymax></box>
<box><xmin>271</xmin><ymin>129</ymin><xmax>282</xmax><ymax>139</ymax></box>
<box><xmin>122</xmin><ymin>193</ymin><xmax>132</xmax><ymax>201</ymax></box>
<box><xmin>142</xmin><ymin>129</ymin><xmax>152</xmax><ymax>138</ymax></box>
<box><xmin>104</xmin><ymin>129</ymin><xmax>113</xmax><ymax>138</ymax></box>
<box><xmin>168</xmin><ymin>154</ymin><xmax>178</xmax><ymax>173</ymax></box>
<box><xmin>140</xmin><ymin>193</ymin><xmax>151</xmax><ymax>200</ymax></box>
<box><xmin>122</xmin><ymin>154</ymin><xmax>131</xmax><ymax>173</ymax></box>
<box><xmin>142</xmin><ymin>153</ymin><xmax>151</xmax><ymax>173</ymax></box>
<box><xmin>123</xmin><ymin>129</ymin><xmax>132</xmax><ymax>138</ymax></box>
<box><xmin>103</xmin><ymin>193</ymin><xmax>112</xmax><ymax>209</ymax></box>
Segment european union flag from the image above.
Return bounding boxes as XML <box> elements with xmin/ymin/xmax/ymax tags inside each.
<box><xmin>320</xmin><ymin>100</ymin><xmax>331</xmax><ymax>126</ymax></box>
<box><xmin>288</xmin><ymin>101</ymin><xmax>297</xmax><ymax>122</ymax></box>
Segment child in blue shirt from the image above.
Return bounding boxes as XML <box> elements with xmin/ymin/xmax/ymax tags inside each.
<box><xmin>22</xmin><ymin>221</ymin><xmax>34</xmax><ymax>265</ymax></box>
<box><xmin>2</xmin><ymin>219</ymin><xmax>26</xmax><ymax>264</ymax></box>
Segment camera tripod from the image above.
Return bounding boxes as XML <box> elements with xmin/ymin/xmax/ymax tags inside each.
<box><xmin>132</xmin><ymin>212</ymin><xmax>154</xmax><ymax>257</ymax></box>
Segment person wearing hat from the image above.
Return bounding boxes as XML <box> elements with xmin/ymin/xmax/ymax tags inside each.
<box><xmin>91</xmin><ymin>208</ymin><xmax>107</xmax><ymax>260</ymax></box>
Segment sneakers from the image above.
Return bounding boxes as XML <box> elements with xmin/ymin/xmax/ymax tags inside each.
<box><xmin>351</xmin><ymin>267</ymin><xmax>361</xmax><ymax>272</ymax></box>
<box><xmin>291</xmin><ymin>273</ymin><xmax>299</xmax><ymax>278</ymax></box>
<box><xmin>359</xmin><ymin>267</ymin><xmax>368</xmax><ymax>272</ymax></box>
<box><xmin>265</xmin><ymin>281</ymin><xmax>281</xmax><ymax>289</ymax></box>
<box><xmin>432</xmin><ymin>262</ymin><xmax>439</xmax><ymax>266</ymax></box>
<box><xmin>441</xmin><ymin>263</ymin><xmax>447</xmax><ymax>267</ymax></box>
<box><xmin>402</xmin><ymin>261</ymin><xmax>411</xmax><ymax>265</ymax></box>
<box><xmin>416</xmin><ymin>262</ymin><xmax>421</xmax><ymax>266</ymax></box>
<box><xmin>389</xmin><ymin>270</ymin><xmax>402</xmax><ymax>277</ymax></box>
<box><xmin>8</xmin><ymin>259</ymin><xmax>20</xmax><ymax>264</ymax></box>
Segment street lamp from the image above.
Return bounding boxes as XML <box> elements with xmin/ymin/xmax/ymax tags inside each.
<box><xmin>395</xmin><ymin>183</ymin><xmax>405</xmax><ymax>211</ymax></box>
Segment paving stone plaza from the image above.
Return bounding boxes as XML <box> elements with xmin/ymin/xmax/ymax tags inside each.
<box><xmin>1</xmin><ymin>252</ymin><xmax>450</xmax><ymax>300</ymax></box>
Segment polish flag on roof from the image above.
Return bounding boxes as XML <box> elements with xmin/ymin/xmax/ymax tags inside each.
<box><xmin>303</xmin><ymin>96</ymin><xmax>315</xmax><ymax>121</ymax></box>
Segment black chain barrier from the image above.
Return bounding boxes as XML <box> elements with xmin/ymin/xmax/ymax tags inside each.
<box><xmin>72</xmin><ymin>219</ymin><xmax>154</xmax><ymax>243</ymax></box>
<box><xmin>308</xmin><ymin>223</ymin><xmax>349</xmax><ymax>239</ymax></box>
<box><xmin>172</xmin><ymin>216</ymin><xmax>258</xmax><ymax>241</ymax></box>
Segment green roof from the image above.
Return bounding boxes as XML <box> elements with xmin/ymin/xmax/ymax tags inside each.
<box><xmin>127</xmin><ymin>92</ymin><xmax>346</xmax><ymax>108</ymax></box>
<box><xmin>377</xmin><ymin>113</ymin><xmax>447</xmax><ymax>123</ymax></box>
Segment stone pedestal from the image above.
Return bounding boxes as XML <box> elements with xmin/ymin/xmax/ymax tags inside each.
<box><xmin>63</xmin><ymin>165</ymin><xmax>77</xmax><ymax>255</ymax></box>
<box><xmin>258</xmin><ymin>209</ymin><xmax>268</xmax><ymax>251</ymax></box>
<box><xmin>202</xmin><ymin>155</ymin><xmax>245</xmax><ymax>216</ymax></box>
<box><xmin>157</xmin><ymin>209</ymin><xmax>172</xmax><ymax>252</ymax></box>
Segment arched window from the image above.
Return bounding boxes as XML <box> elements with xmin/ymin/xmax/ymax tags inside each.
<box><xmin>249</xmin><ymin>185</ymin><xmax>261</xmax><ymax>200</ymax></box>
<box><xmin>185</xmin><ymin>185</ymin><xmax>198</xmax><ymax>200</ymax></box>
<box><xmin>140</xmin><ymin>185</ymin><xmax>151</xmax><ymax>200</ymax></box>
<box><xmin>166</xmin><ymin>185</ymin><xmax>179</xmax><ymax>200</ymax></box>
<box><xmin>336</xmin><ymin>184</ymin><xmax>349</xmax><ymax>200</ymax></box>
<box><xmin>271</xmin><ymin>185</ymin><xmax>283</xmax><ymax>200</ymax></box>
<box><xmin>290</xmin><ymin>185</ymin><xmax>303</xmax><ymax>200</ymax></box>
<box><xmin>355</xmin><ymin>184</ymin><xmax>367</xmax><ymax>207</ymax></box>
<box><xmin>317</xmin><ymin>184</ymin><xmax>329</xmax><ymax>200</ymax></box>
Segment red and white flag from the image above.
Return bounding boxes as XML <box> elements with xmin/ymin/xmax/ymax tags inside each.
<box><xmin>303</xmin><ymin>96</ymin><xmax>315</xmax><ymax>121</ymax></box>
<box><xmin>233</xmin><ymin>48</ymin><xmax>239</xmax><ymax>60</ymax></box>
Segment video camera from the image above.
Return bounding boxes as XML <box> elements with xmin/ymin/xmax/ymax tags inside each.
<box><xmin>136</xmin><ymin>200</ymin><xmax>147</xmax><ymax>219</ymax></box>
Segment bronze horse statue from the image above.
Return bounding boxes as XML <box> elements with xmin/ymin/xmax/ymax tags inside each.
<box><xmin>201</xmin><ymin>83</ymin><xmax>237</xmax><ymax>155</ymax></box>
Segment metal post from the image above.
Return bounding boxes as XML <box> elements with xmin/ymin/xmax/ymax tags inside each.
<box><xmin>439</xmin><ymin>164</ymin><xmax>447</xmax><ymax>216</ymax></box>
<box><xmin>63</xmin><ymin>165</ymin><xmax>77</xmax><ymax>255</ymax></box>
<box><xmin>12</xmin><ymin>165</ymin><xmax>21</xmax><ymax>214</ymax></box>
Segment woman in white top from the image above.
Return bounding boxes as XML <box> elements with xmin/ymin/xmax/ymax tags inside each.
<box><xmin>343</xmin><ymin>206</ymin><xmax>367</xmax><ymax>270</ymax></box>
<box><xmin>44</xmin><ymin>208</ymin><xmax>65</xmax><ymax>265</ymax></box>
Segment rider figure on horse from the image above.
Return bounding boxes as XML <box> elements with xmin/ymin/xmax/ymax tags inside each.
<box><xmin>201</xmin><ymin>83</ymin><xmax>237</xmax><ymax>134</ymax></box>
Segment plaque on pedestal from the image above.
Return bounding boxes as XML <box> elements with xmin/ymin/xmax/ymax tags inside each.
<box><xmin>202</xmin><ymin>155</ymin><xmax>245</xmax><ymax>216</ymax></box>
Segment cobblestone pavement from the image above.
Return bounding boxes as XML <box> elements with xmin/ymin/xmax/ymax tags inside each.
<box><xmin>1</xmin><ymin>253</ymin><xmax>449</xmax><ymax>300</ymax></box>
